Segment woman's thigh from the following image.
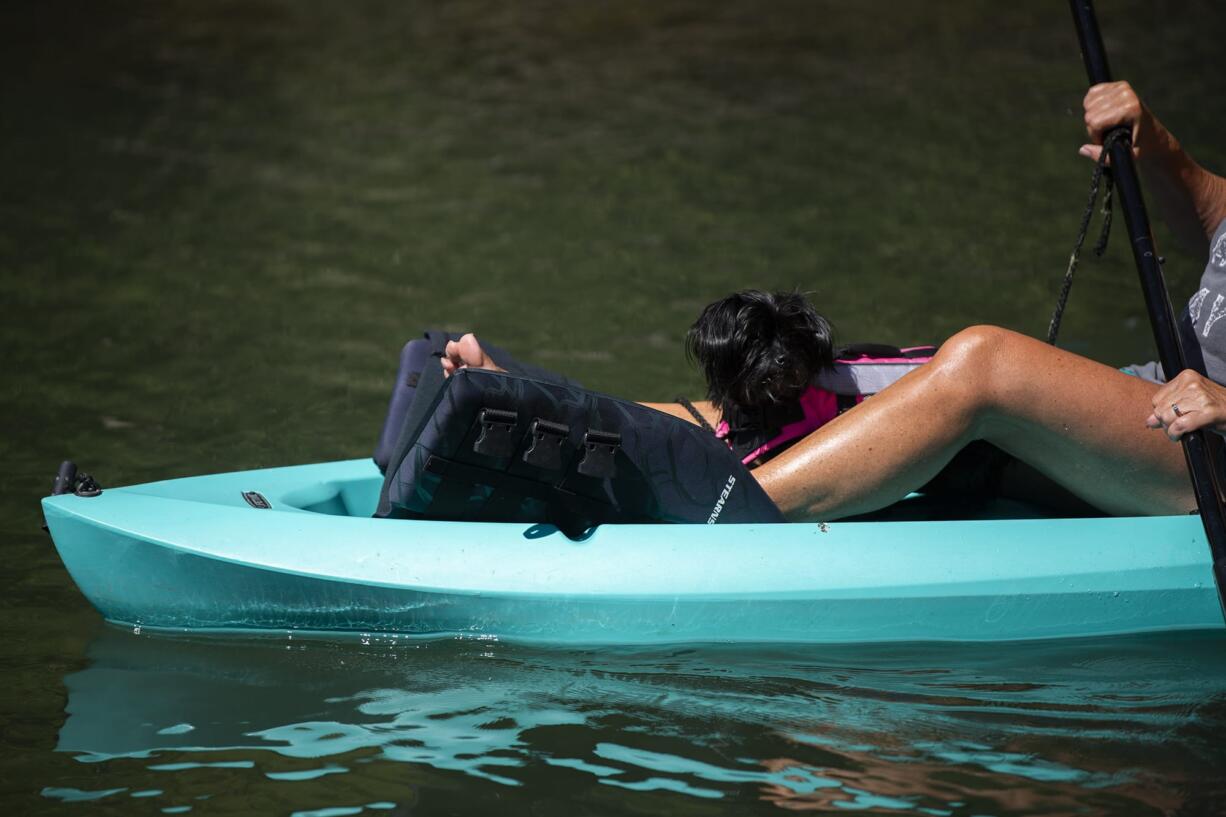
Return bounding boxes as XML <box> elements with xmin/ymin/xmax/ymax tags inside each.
<box><xmin>970</xmin><ymin>327</ymin><xmax>1194</xmax><ymax>515</ymax></box>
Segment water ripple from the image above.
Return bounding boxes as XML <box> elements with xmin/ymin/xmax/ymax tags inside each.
<box><xmin>41</xmin><ymin>628</ymin><xmax>1226</xmax><ymax>814</ymax></box>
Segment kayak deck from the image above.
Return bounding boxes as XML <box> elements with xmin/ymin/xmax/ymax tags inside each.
<box><xmin>41</xmin><ymin>459</ymin><xmax>1225</xmax><ymax>644</ymax></box>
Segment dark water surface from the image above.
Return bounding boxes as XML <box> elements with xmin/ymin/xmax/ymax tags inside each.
<box><xmin>5</xmin><ymin>0</ymin><xmax>1226</xmax><ymax>814</ymax></box>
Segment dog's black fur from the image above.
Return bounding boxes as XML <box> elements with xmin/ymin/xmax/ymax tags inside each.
<box><xmin>685</xmin><ymin>290</ymin><xmax>834</xmax><ymax>421</ymax></box>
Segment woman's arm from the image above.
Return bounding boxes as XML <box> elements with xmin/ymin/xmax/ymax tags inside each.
<box><xmin>1080</xmin><ymin>81</ymin><xmax>1226</xmax><ymax>256</ymax></box>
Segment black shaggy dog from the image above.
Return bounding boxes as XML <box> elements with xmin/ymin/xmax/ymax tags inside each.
<box><xmin>684</xmin><ymin>290</ymin><xmax>834</xmax><ymax>423</ymax></box>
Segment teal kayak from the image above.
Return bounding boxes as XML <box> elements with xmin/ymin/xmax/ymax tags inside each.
<box><xmin>41</xmin><ymin>458</ymin><xmax>1225</xmax><ymax>644</ymax></box>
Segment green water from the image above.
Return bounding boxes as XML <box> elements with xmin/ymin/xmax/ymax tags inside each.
<box><xmin>5</xmin><ymin>0</ymin><xmax>1226</xmax><ymax>813</ymax></box>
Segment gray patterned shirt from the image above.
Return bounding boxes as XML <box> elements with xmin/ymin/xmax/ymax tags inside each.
<box><xmin>1126</xmin><ymin>217</ymin><xmax>1226</xmax><ymax>384</ymax></box>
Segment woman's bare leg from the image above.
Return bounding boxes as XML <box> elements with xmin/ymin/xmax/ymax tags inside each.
<box><xmin>754</xmin><ymin>325</ymin><xmax>1196</xmax><ymax>520</ymax></box>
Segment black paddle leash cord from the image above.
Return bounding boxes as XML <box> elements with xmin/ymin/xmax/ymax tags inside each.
<box><xmin>1046</xmin><ymin>127</ymin><xmax>1128</xmax><ymax>346</ymax></box>
<box><xmin>1069</xmin><ymin>0</ymin><xmax>1226</xmax><ymax>616</ymax></box>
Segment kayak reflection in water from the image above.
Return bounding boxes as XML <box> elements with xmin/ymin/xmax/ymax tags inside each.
<box><xmin>443</xmin><ymin>82</ymin><xmax>1226</xmax><ymax>523</ymax></box>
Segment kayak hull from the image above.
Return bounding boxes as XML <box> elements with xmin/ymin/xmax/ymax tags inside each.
<box><xmin>41</xmin><ymin>459</ymin><xmax>1225</xmax><ymax>644</ymax></box>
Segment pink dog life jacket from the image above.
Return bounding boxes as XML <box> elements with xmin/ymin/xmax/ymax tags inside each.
<box><xmin>715</xmin><ymin>344</ymin><xmax>936</xmax><ymax>466</ymax></box>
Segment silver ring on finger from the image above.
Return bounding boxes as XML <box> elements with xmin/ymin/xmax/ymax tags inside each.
<box><xmin>1172</xmin><ymin>402</ymin><xmax>1184</xmax><ymax>417</ymax></box>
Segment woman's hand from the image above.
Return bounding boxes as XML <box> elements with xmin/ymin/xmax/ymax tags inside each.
<box><xmin>1080</xmin><ymin>81</ymin><xmax>1225</xmax><ymax>254</ymax></box>
<box><xmin>1147</xmin><ymin>369</ymin><xmax>1226</xmax><ymax>440</ymax></box>
<box><xmin>1078</xmin><ymin>81</ymin><xmax>1175</xmax><ymax>166</ymax></box>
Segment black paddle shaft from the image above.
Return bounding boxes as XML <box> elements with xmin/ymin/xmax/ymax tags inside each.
<box><xmin>1069</xmin><ymin>0</ymin><xmax>1226</xmax><ymax>610</ymax></box>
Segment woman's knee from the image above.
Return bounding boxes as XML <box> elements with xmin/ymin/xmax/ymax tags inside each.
<box><xmin>935</xmin><ymin>324</ymin><xmax>1078</xmax><ymax>416</ymax></box>
<box><xmin>935</xmin><ymin>325</ymin><xmax>1015</xmax><ymax>369</ymax></box>
<box><xmin>926</xmin><ymin>325</ymin><xmax>1020</xmax><ymax>413</ymax></box>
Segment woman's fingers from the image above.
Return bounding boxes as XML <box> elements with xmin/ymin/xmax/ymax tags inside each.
<box><xmin>1078</xmin><ymin>144</ymin><xmax>1104</xmax><ymax>162</ymax></box>
<box><xmin>1081</xmin><ymin>86</ymin><xmax>1141</xmax><ymax>164</ymax></box>
<box><xmin>1080</xmin><ymin>80</ymin><xmax>1164</xmax><ymax>164</ymax></box>
<box><xmin>1149</xmin><ymin>372</ymin><xmax>1188</xmax><ymax>436</ymax></box>
<box><xmin>1147</xmin><ymin>400</ymin><xmax>1199</xmax><ymax>441</ymax></box>
<box><xmin>1161</xmin><ymin>407</ymin><xmax>1211</xmax><ymax>441</ymax></box>
<box><xmin>1147</xmin><ymin>403</ymin><xmax>1190</xmax><ymax>438</ymax></box>
<box><xmin>1158</xmin><ymin>408</ymin><xmax>1200</xmax><ymax>441</ymax></box>
<box><xmin>1083</xmin><ymin>81</ymin><xmax>1141</xmax><ymax>139</ymax></box>
<box><xmin>1165</xmin><ymin>414</ymin><xmax>1202</xmax><ymax>441</ymax></box>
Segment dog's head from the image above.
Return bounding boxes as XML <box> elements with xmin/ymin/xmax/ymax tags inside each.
<box><xmin>685</xmin><ymin>290</ymin><xmax>834</xmax><ymax>420</ymax></box>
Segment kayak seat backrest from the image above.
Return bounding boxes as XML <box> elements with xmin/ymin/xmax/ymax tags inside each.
<box><xmin>373</xmin><ymin>331</ymin><xmax>585</xmax><ymax>475</ymax></box>
<box><xmin>373</xmin><ymin>337</ymin><xmax>435</xmax><ymax>473</ymax></box>
<box><xmin>380</xmin><ymin>368</ymin><xmax>784</xmax><ymax>536</ymax></box>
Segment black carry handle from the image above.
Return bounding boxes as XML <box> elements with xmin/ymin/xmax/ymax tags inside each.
<box><xmin>1069</xmin><ymin>0</ymin><xmax>1226</xmax><ymax>615</ymax></box>
<box><xmin>52</xmin><ymin>461</ymin><xmax>78</xmax><ymax>496</ymax></box>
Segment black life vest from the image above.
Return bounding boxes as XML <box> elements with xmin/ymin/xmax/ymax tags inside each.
<box><xmin>374</xmin><ymin>334</ymin><xmax>784</xmax><ymax>536</ymax></box>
